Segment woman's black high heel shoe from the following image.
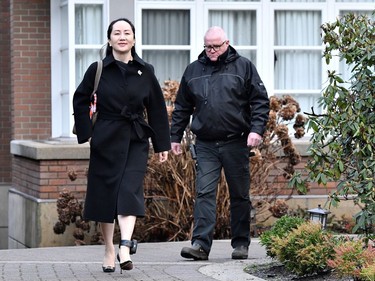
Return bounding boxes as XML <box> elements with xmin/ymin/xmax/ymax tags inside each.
<box><xmin>102</xmin><ymin>265</ymin><xmax>115</xmax><ymax>273</ymax></box>
<box><xmin>117</xmin><ymin>239</ymin><xmax>137</xmax><ymax>273</ymax></box>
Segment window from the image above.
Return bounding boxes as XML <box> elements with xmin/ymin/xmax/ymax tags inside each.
<box><xmin>51</xmin><ymin>0</ymin><xmax>107</xmax><ymax>138</ymax></box>
<box><xmin>51</xmin><ymin>0</ymin><xmax>374</xmax><ymax>138</ymax></box>
<box><xmin>136</xmin><ymin>0</ymin><xmax>374</xmax><ymax>135</ymax></box>
<box><xmin>208</xmin><ymin>9</ymin><xmax>258</xmax><ymax>63</ymax></box>
<box><xmin>74</xmin><ymin>4</ymin><xmax>104</xmax><ymax>86</ymax></box>
<box><xmin>273</xmin><ymin>8</ymin><xmax>323</xmax><ymax>114</ymax></box>
<box><xmin>135</xmin><ymin>1</ymin><xmax>262</xmax><ymax>83</ymax></box>
<box><xmin>141</xmin><ymin>9</ymin><xmax>191</xmax><ymax>82</ymax></box>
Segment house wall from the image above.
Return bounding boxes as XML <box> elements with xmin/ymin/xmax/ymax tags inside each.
<box><xmin>2</xmin><ymin>0</ymin><xmax>363</xmax><ymax>249</ymax></box>
<box><xmin>0</xmin><ymin>0</ymin><xmax>12</xmax><ymax>249</ymax></box>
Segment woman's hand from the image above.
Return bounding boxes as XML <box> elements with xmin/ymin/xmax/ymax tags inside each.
<box><xmin>158</xmin><ymin>151</ymin><xmax>168</xmax><ymax>162</ymax></box>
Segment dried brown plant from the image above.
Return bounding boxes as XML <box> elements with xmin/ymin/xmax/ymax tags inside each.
<box><xmin>53</xmin><ymin>189</ymin><xmax>96</xmax><ymax>245</ymax></box>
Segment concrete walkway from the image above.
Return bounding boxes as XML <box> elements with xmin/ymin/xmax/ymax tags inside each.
<box><xmin>0</xmin><ymin>239</ymin><xmax>270</xmax><ymax>281</ymax></box>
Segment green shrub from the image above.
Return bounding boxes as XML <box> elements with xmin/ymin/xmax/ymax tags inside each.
<box><xmin>271</xmin><ymin>221</ymin><xmax>335</xmax><ymax>276</ymax></box>
<box><xmin>259</xmin><ymin>215</ymin><xmax>305</xmax><ymax>258</ymax></box>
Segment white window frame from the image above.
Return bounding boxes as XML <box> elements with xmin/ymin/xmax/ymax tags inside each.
<box><xmin>269</xmin><ymin>3</ymin><xmax>328</xmax><ymax>103</ymax></box>
<box><xmin>50</xmin><ymin>0</ymin><xmax>374</xmax><ymax>139</ymax></box>
<box><xmin>134</xmin><ymin>2</ymin><xmax>198</xmax><ymax>62</ymax></box>
<box><xmin>135</xmin><ymin>0</ymin><xmax>373</xmax><ymax>124</ymax></box>
<box><xmin>135</xmin><ymin>1</ymin><xmax>268</xmax><ymax>82</ymax></box>
<box><xmin>202</xmin><ymin>2</ymin><xmax>263</xmax><ymax>70</ymax></box>
<box><xmin>51</xmin><ymin>0</ymin><xmax>108</xmax><ymax>138</ymax></box>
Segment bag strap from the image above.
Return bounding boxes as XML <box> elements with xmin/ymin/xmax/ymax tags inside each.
<box><xmin>93</xmin><ymin>60</ymin><xmax>103</xmax><ymax>94</ymax></box>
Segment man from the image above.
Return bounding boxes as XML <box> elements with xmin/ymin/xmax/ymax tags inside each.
<box><xmin>170</xmin><ymin>26</ymin><xmax>269</xmax><ymax>260</ymax></box>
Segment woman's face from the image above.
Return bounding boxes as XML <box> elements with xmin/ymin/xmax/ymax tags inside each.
<box><xmin>108</xmin><ymin>20</ymin><xmax>135</xmax><ymax>55</ymax></box>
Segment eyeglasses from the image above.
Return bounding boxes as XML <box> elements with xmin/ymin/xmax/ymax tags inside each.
<box><xmin>203</xmin><ymin>41</ymin><xmax>227</xmax><ymax>52</ymax></box>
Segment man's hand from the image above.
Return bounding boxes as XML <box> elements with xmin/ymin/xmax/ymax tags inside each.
<box><xmin>247</xmin><ymin>132</ymin><xmax>262</xmax><ymax>147</ymax></box>
<box><xmin>171</xmin><ymin>142</ymin><xmax>182</xmax><ymax>155</ymax></box>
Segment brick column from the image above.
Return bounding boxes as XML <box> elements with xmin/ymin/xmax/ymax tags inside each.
<box><xmin>11</xmin><ymin>0</ymin><xmax>51</xmax><ymax>140</ymax></box>
<box><xmin>9</xmin><ymin>140</ymin><xmax>90</xmax><ymax>248</ymax></box>
<box><xmin>0</xmin><ymin>0</ymin><xmax>12</xmax><ymax>182</ymax></box>
<box><xmin>0</xmin><ymin>0</ymin><xmax>12</xmax><ymax>249</ymax></box>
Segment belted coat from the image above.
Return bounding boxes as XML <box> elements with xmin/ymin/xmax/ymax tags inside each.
<box><xmin>73</xmin><ymin>52</ymin><xmax>171</xmax><ymax>223</ymax></box>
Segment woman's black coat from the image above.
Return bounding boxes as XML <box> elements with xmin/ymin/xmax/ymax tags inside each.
<box><xmin>73</xmin><ymin>53</ymin><xmax>171</xmax><ymax>223</ymax></box>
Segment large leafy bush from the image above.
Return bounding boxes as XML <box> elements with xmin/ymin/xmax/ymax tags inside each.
<box><xmin>291</xmin><ymin>12</ymin><xmax>375</xmax><ymax>236</ymax></box>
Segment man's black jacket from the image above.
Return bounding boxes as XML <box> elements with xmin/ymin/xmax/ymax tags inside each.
<box><xmin>171</xmin><ymin>45</ymin><xmax>270</xmax><ymax>142</ymax></box>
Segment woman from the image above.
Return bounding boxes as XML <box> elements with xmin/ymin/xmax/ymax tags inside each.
<box><xmin>73</xmin><ymin>18</ymin><xmax>170</xmax><ymax>273</ymax></box>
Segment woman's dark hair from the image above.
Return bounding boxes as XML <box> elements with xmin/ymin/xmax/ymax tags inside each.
<box><xmin>105</xmin><ymin>18</ymin><xmax>136</xmax><ymax>57</ymax></box>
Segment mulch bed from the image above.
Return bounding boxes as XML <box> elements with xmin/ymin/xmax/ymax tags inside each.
<box><xmin>244</xmin><ymin>261</ymin><xmax>354</xmax><ymax>281</ymax></box>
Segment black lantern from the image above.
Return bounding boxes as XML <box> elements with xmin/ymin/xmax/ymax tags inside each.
<box><xmin>307</xmin><ymin>205</ymin><xmax>330</xmax><ymax>229</ymax></box>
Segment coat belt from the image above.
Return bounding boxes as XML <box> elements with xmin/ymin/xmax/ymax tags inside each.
<box><xmin>99</xmin><ymin>106</ymin><xmax>155</xmax><ymax>139</ymax></box>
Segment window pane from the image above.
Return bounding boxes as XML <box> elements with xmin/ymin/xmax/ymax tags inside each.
<box><xmin>275</xmin><ymin>11</ymin><xmax>321</xmax><ymax>46</ymax></box>
<box><xmin>209</xmin><ymin>10</ymin><xmax>257</xmax><ymax>45</ymax></box>
<box><xmin>75</xmin><ymin>49</ymin><xmax>102</xmax><ymax>87</ymax></box>
<box><xmin>142</xmin><ymin>10</ymin><xmax>190</xmax><ymax>45</ymax></box>
<box><xmin>236</xmin><ymin>50</ymin><xmax>257</xmax><ymax>64</ymax></box>
<box><xmin>62</xmin><ymin>89</ymin><xmax>71</xmax><ymax>134</ymax></box>
<box><xmin>61</xmin><ymin>4</ymin><xmax>68</xmax><ymax>48</ymax></box>
<box><xmin>274</xmin><ymin>50</ymin><xmax>322</xmax><ymax>90</ymax></box>
<box><xmin>75</xmin><ymin>4</ymin><xmax>103</xmax><ymax>44</ymax></box>
<box><xmin>61</xmin><ymin>50</ymin><xmax>69</xmax><ymax>93</ymax></box>
<box><xmin>143</xmin><ymin>50</ymin><xmax>190</xmax><ymax>83</ymax></box>
<box><xmin>61</xmin><ymin>4</ymin><xmax>69</xmax><ymax>94</ymax></box>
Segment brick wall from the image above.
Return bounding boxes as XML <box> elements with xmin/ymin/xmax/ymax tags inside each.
<box><xmin>12</xmin><ymin>156</ymin><xmax>89</xmax><ymax>200</ymax></box>
<box><xmin>10</xmin><ymin>153</ymin><xmax>336</xmax><ymax>200</ymax></box>
<box><xmin>267</xmin><ymin>155</ymin><xmax>337</xmax><ymax>196</ymax></box>
<box><xmin>11</xmin><ymin>0</ymin><xmax>51</xmax><ymax>140</ymax></box>
<box><xmin>0</xmin><ymin>0</ymin><xmax>12</xmax><ymax>183</ymax></box>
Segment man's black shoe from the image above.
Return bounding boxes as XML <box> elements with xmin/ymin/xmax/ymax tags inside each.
<box><xmin>231</xmin><ymin>245</ymin><xmax>248</xmax><ymax>259</ymax></box>
<box><xmin>181</xmin><ymin>243</ymin><xmax>208</xmax><ymax>260</ymax></box>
